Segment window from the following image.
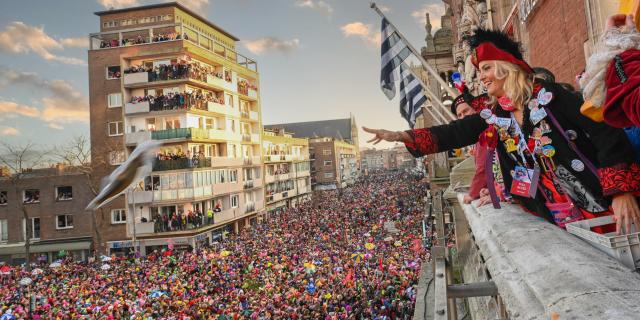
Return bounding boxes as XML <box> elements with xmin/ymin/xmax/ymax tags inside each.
<box><xmin>229</xmin><ymin>170</ymin><xmax>238</xmax><ymax>183</ymax></box>
<box><xmin>31</xmin><ymin>218</ymin><xmax>40</xmax><ymax>240</ymax></box>
<box><xmin>55</xmin><ymin>186</ymin><xmax>73</xmax><ymax>201</ymax></box>
<box><xmin>146</xmin><ymin>118</ymin><xmax>156</xmax><ymax>131</ymax></box>
<box><xmin>23</xmin><ymin>189</ymin><xmax>40</xmax><ymax>204</ymax></box>
<box><xmin>323</xmin><ymin>149</ymin><xmax>332</xmax><ymax>155</ymax></box>
<box><xmin>109</xmin><ymin>150</ymin><xmax>126</xmax><ymax>165</ymax></box>
<box><xmin>0</xmin><ymin>191</ymin><xmax>6</xmax><ymax>205</ymax></box>
<box><xmin>106</xmin><ymin>66</ymin><xmax>121</xmax><ymax>79</ymax></box>
<box><xmin>108</xmin><ymin>121</ymin><xmax>124</xmax><ymax>136</ymax></box>
<box><xmin>107</xmin><ymin>93</ymin><xmax>122</xmax><ymax>108</ymax></box>
<box><xmin>111</xmin><ymin>209</ymin><xmax>126</xmax><ymax>224</ymax></box>
<box><xmin>56</xmin><ymin>215</ymin><xmax>74</xmax><ymax>229</ymax></box>
<box><xmin>231</xmin><ymin>195</ymin><xmax>239</xmax><ymax>208</ymax></box>
<box><xmin>324</xmin><ymin>160</ymin><xmax>332</xmax><ymax>166</ymax></box>
<box><xmin>0</xmin><ymin>219</ymin><xmax>7</xmax><ymax>242</ymax></box>
<box><xmin>324</xmin><ymin>172</ymin><xmax>334</xmax><ymax>178</ymax></box>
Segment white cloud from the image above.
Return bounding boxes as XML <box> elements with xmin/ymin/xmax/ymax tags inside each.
<box><xmin>0</xmin><ymin>22</ymin><xmax>85</xmax><ymax>65</ymax></box>
<box><xmin>48</xmin><ymin>123</ymin><xmax>64</xmax><ymax>130</ymax></box>
<box><xmin>295</xmin><ymin>0</ymin><xmax>333</xmax><ymax>16</ymax></box>
<box><xmin>97</xmin><ymin>0</ymin><xmax>139</xmax><ymax>9</ymax></box>
<box><xmin>378</xmin><ymin>4</ymin><xmax>391</xmax><ymax>13</ymax></box>
<box><xmin>0</xmin><ymin>68</ymin><xmax>89</xmax><ymax>129</ymax></box>
<box><xmin>0</xmin><ymin>101</ymin><xmax>40</xmax><ymax>119</ymax></box>
<box><xmin>61</xmin><ymin>37</ymin><xmax>89</xmax><ymax>48</ymax></box>
<box><xmin>1</xmin><ymin>127</ymin><xmax>20</xmax><ymax>136</ymax></box>
<box><xmin>242</xmin><ymin>37</ymin><xmax>300</xmax><ymax>55</ymax></box>
<box><xmin>341</xmin><ymin>22</ymin><xmax>380</xmax><ymax>46</ymax></box>
<box><xmin>411</xmin><ymin>3</ymin><xmax>445</xmax><ymax>31</ymax></box>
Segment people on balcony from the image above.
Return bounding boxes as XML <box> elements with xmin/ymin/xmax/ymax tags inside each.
<box><xmin>129</xmin><ymin>90</ymin><xmax>224</xmax><ymax>112</ymax></box>
<box><xmin>98</xmin><ymin>32</ymin><xmax>188</xmax><ymax>49</ymax></box>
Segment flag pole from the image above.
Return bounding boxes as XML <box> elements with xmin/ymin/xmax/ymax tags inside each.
<box><xmin>371</xmin><ymin>2</ymin><xmax>457</xmax><ymax>122</ymax></box>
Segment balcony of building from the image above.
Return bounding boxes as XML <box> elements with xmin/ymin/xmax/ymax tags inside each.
<box><xmin>265</xmin><ymin>189</ymin><xmax>297</xmax><ymax>204</ymax></box>
<box><xmin>89</xmin><ymin>22</ymin><xmax>257</xmax><ymax>73</ymax></box>
<box><xmin>152</xmin><ymin>157</ymin><xmax>212</xmax><ymax>172</ymax></box>
<box><xmin>237</xmin><ymin>77</ymin><xmax>258</xmax><ymax>99</ymax></box>
<box><xmin>147</xmin><ymin>127</ymin><xmax>241</xmax><ymax>142</ymax></box>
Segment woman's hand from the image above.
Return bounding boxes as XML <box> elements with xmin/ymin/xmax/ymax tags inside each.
<box><xmin>605</xmin><ymin>14</ymin><xmax>635</xmax><ymax>31</ymax></box>
<box><xmin>611</xmin><ymin>192</ymin><xmax>640</xmax><ymax>235</ymax></box>
<box><xmin>362</xmin><ymin>127</ymin><xmax>409</xmax><ymax>145</ymax></box>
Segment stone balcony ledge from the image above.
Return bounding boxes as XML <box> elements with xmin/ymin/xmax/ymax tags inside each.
<box><xmin>457</xmin><ymin>193</ymin><xmax>640</xmax><ymax>319</ymax></box>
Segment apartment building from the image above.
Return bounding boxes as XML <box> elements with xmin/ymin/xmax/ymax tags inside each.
<box><xmin>88</xmin><ymin>2</ymin><xmax>264</xmax><ymax>254</ymax></box>
<box><xmin>308</xmin><ymin>137</ymin><xmax>359</xmax><ymax>190</ymax></box>
<box><xmin>0</xmin><ymin>165</ymin><xmax>94</xmax><ymax>264</ymax></box>
<box><xmin>262</xmin><ymin>128</ymin><xmax>312</xmax><ymax>214</ymax></box>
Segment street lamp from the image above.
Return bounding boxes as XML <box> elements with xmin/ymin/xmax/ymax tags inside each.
<box><xmin>19</xmin><ymin>277</ymin><xmax>33</xmax><ymax>318</ymax></box>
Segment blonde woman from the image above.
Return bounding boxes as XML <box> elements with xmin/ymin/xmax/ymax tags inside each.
<box><xmin>364</xmin><ymin>29</ymin><xmax>640</xmax><ymax>234</ymax></box>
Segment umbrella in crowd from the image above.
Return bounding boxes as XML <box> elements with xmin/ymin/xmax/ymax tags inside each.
<box><xmin>100</xmin><ymin>264</ymin><xmax>111</xmax><ymax>271</ymax></box>
<box><xmin>48</xmin><ymin>262</ymin><xmax>61</xmax><ymax>269</ymax></box>
<box><xmin>30</xmin><ymin>268</ymin><xmax>43</xmax><ymax>275</ymax></box>
<box><xmin>100</xmin><ymin>255</ymin><xmax>112</xmax><ymax>262</ymax></box>
<box><xmin>148</xmin><ymin>291</ymin><xmax>165</xmax><ymax>298</ymax></box>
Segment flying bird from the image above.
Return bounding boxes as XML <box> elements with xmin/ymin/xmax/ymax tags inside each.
<box><xmin>86</xmin><ymin>140</ymin><xmax>161</xmax><ymax>210</ymax></box>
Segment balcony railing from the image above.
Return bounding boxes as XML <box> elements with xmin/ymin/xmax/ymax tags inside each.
<box><xmin>243</xmin><ymin>180</ymin><xmax>254</xmax><ymax>189</ymax></box>
<box><xmin>150</xmin><ymin>128</ymin><xmax>211</xmax><ymax>140</ymax></box>
<box><xmin>153</xmin><ymin>157</ymin><xmax>212</xmax><ymax>171</ymax></box>
<box><xmin>245</xmin><ymin>202</ymin><xmax>256</xmax><ymax>213</ymax></box>
<box><xmin>89</xmin><ymin>23</ymin><xmax>257</xmax><ymax>72</ymax></box>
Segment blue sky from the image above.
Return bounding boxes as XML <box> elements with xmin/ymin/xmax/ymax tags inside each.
<box><xmin>0</xmin><ymin>0</ymin><xmax>446</xmax><ymax>149</ymax></box>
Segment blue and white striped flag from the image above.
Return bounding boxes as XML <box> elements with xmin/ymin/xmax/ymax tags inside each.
<box><xmin>380</xmin><ymin>18</ymin><xmax>412</xmax><ymax>100</ymax></box>
<box><xmin>399</xmin><ymin>63</ymin><xmax>426</xmax><ymax>128</ymax></box>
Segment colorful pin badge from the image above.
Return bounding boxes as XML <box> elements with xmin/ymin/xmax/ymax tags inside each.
<box><xmin>537</xmin><ymin>88</ymin><xmax>553</xmax><ymax>106</ymax></box>
<box><xmin>495</xmin><ymin>117</ymin><xmax>512</xmax><ymax>129</ymax></box>
<box><xmin>505</xmin><ymin>138</ymin><xmax>518</xmax><ymax>153</ymax></box>
<box><xmin>530</xmin><ymin>107</ymin><xmax>548</xmax><ymax>125</ymax></box>
<box><xmin>565</xmin><ymin>130</ymin><xmax>578</xmax><ymax>141</ymax></box>
<box><xmin>542</xmin><ymin>145</ymin><xmax>556</xmax><ymax>157</ymax></box>
<box><xmin>528</xmin><ymin>99</ymin><xmax>539</xmax><ymax>110</ymax></box>
<box><xmin>480</xmin><ymin>109</ymin><xmax>492</xmax><ymax>119</ymax></box>
<box><xmin>571</xmin><ymin>159</ymin><xmax>585</xmax><ymax>172</ymax></box>
<box><xmin>539</xmin><ymin>120</ymin><xmax>551</xmax><ymax>134</ymax></box>
<box><xmin>540</xmin><ymin>136</ymin><xmax>552</xmax><ymax>145</ymax></box>
<box><xmin>486</xmin><ymin>114</ymin><xmax>497</xmax><ymax>125</ymax></box>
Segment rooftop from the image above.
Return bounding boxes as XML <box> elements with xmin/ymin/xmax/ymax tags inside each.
<box><xmin>94</xmin><ymin>1</ymin><xmax>239</xmax><ymax>41</ymax></box>
<box><xmin>265</xmin><ymin>118</ymin><xmax>353</xmax><ymax>142</ymax></box>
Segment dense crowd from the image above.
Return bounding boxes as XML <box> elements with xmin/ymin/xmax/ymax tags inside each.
<box><xmin>129</xmin><ymin>90</ymin><xmax>224</xmax><ymax>112</ymax></box>
<box><xmin>0</xmin><ymin>171</ymin><xmax>429</xmax><ymax>319</ymax></box>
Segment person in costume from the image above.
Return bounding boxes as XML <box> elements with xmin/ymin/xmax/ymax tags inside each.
<box><xmin>450</xmin><ymin>86</ymin><xmax>494</xmax><ymax>206</ymax></box>
<box><xmin>364</xmin><ymin>28</ymin><xmax>640</xmax><ymax>234</ymax></box>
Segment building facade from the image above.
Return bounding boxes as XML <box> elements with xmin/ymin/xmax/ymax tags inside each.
<box><xmin>0</xmin><ymin>166</ymin><xmax>94</xmax><ymax>264</ymax></box>
<box><xmin>262</xmin><ymin>129</ymin><xmax>312</xmax><ymax>214</ymax></box>
<box><xmin>88</xmin><ymin>2</ymin><xmax>264</xmax><ymax>255</ymax></box>
<box><xmin>309</xmin><ymin>138</ymin><xmax>359</xmax><ymax>190</ymax></box>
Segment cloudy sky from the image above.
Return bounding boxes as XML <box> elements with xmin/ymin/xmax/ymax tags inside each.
<box><xmin>0</xmin><ymin>0</ymin><xmax>446</xmax><ymax>149</ymax></box>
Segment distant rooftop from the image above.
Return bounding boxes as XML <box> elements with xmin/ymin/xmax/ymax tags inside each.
<box><xmin>94</xmin><ymin>1</ymin><xmax>239</xmax><ymax>41</ymax></box>
<box><xmin>265</xmin><ymin>118</ymin><xmax>354</xmax><ymax>142</ymax></box>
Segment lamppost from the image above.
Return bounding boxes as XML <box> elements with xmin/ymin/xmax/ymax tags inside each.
<box><xmin>128</xmin><ymin>186</ymin><xmax>138</xmax><ymax>257</ymax></box>
<box><xmin>19</xmin><ymin>276</ymin><xmax>33</xmax><ymax>318</ymax></box>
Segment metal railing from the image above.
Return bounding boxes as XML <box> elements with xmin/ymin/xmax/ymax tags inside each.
<box><xmin>89</xmin><ymin>23</ymin><xmax>257</xmax><ymax>72</ymax></box>
<box><xmin>153</xmin><ymin>157</ymin><xmax>212</xmax><ymax>171</ymax></box>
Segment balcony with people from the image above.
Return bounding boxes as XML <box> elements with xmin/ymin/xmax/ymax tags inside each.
<box><xmin>122</xmin><ymin>59</ymin><xmax>236</xmax><ymax>92</ymax></box>
<box><xmin>90</xmin><ymin>23</ymin><xmax>258</xmax><ymax>72</ymax></box>
<box><xmin>237</xmin><ymin>77</ymin><xmax>258</xmax><ymax>99</ymax></box>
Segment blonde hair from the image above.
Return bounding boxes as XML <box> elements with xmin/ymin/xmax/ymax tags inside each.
<box><xmin>486</xmin><ymin>60</ymin><xmax>534</xmax><ymax>111</ymax></box>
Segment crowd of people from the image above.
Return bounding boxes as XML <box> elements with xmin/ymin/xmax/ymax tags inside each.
<box><xmin>123</xmin><ymin>60</ymin><xmax>228</xmax><ymax>84</ymax></box>
<box><xmin>0</xmin><ymin>171</ymin><xmax>428</xmax><ymax>319</ymax></box>
<box><xmin>99</xmin><ymin>33</ymin><xmax>188</xmax><ymax>49</ymax></box>
<box><xmin>129</xmin><ymin>90</ymin><xmax>224</xmax><ymax>112</ymax></box>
